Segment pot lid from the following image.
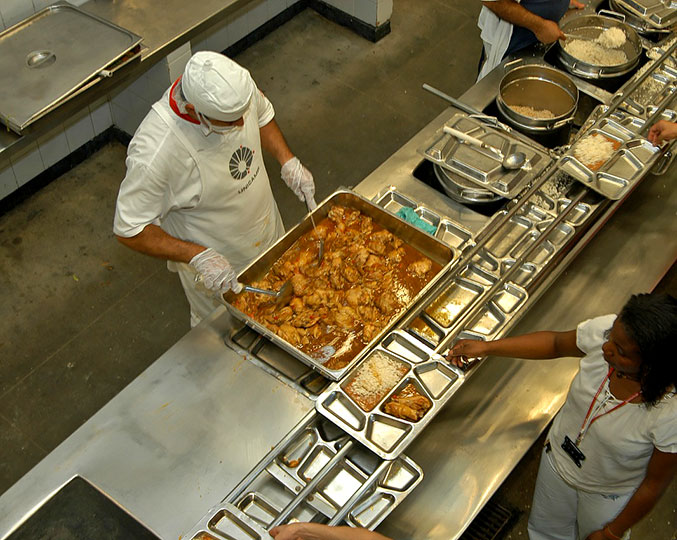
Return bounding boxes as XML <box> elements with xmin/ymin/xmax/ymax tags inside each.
<box><xmin>610</xmin><ymin>0</ymin><xmax>677</xmax><ymax>29</ymax></box>
<box><xmin>419</xmin><ymin>114</ymin><xmax>553</xmax><ymax>199</ymax></box>
<box><xmin>0</xmin><ymin>2</ymin><xmax>143</xmax><ymax>134</ymax></box>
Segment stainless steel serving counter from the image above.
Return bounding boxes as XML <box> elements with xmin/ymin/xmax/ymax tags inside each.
<box><xmin>1</xmin><ymin>45</ymin><xmax>676</xmax><ymax>540</ymax></box>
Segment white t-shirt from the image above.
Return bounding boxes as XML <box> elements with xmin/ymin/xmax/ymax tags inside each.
<box><xmin>113</xmin><ymin>84</ymin><xmax>284</xmax><ymax>274</ymax></box>
<box><xmin>548</xmin><ymin>314</ymin><xmax>677</xmax><ymax>494</ymax></box>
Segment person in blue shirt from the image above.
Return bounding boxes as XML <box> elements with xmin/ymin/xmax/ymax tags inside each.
<box><xmin>478</xmin><ymin>0</ymin><xmax>585</xmax><ymax>80</ymax></box>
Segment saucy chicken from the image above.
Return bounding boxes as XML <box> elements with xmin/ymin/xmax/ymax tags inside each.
<box><xmin>232</xmin><ymin>205</ymin><xmax>441</xmax><ymax>370</ymax></box>
<box><xmin>383</xmin><ymin>383</ymin><xmax>432</xmax><ymax>421</ymax></box>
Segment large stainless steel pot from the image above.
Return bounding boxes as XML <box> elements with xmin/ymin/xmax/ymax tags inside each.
<box><xmin>496</xmin><ymin>64</ymin><xmax>578</xmax><ymax>133</ymax></box>
<box><xmin>433</xmin><ymin>163</ymin><xmax>503</xmax><ymax>204</ymax></box>
<box><xmin>556</xmin><ymin>14</ymin><xmax>642</xmax><ymax>79</ymax></box>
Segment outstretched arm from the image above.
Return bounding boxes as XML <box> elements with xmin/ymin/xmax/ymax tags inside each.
<box><xmin>482</xmin><ymin>0</ymin><xmax>565</xmax><ymax>43</ymax></box>
<box><xmin>585</xmin><ymin>448</ymin><xmax>677</xmax><ymax>540</ymax></box>
<box><xmin>447</xmin><ymin>329</ymin><xmax>582</xmax><ymax>366</ymax></box>
<box><xmin>115</xmin><ymin>223</ymin><xmax>205</xmax><ymax>263</ymax></box>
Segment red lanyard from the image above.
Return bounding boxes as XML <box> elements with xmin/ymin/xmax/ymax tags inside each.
<box><xmin>576</xmin><ymin>367</ymin><xmax>641</xmax><ymax>446</ymax></box>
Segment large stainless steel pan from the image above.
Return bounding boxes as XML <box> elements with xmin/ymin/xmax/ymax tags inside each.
<box><xmin>221</xmin><ymin>189</ymin><xmax>458</xmax><ymax>381</ymax></box>
<box><xmin>556</xmin><ymin>14</ymin><xmax>642</xmax><ymax>79</ymax></box>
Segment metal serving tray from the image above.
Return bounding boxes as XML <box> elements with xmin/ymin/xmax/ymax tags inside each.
<box><xmin>315</xmin><ymin>335</ymin><xmax>465</xmax><ymax>459</ymax></box>
<box><xmin>619</xmin><ymin>59</ymin><xmax>677</xmax><ymax>117</ymax></box>
<box><xmin>222</xmin><ymin>189</ymin><xmax>457</xmax><ymax>381</ymax></box>
<box><xmin>558</xmin><ymin>107</ymin><xmax>664</xmax><ymax>199</ymax></box>
<box><xmin>0</xmin><ymin>2</ymin><xmax>143</xmax><ymax>133</ymax></box>
<box><xmin>182</xmin><ymin>411</ymin><xmax>423</xmax><ymax>539</ymax></box>
<box><xmin>418</xmin><ymin>114</ymin><xmax>553</xmax><ymax>199</ymax></box>
<box><xmin>373</xmin><ymin>186</ymin><xmax>474</xmax><ymax>250</ymax></box>
<box><xmin>612</xmin><ymin>0</ymin><xmax>677</xmax><ymax>29</ymax></box>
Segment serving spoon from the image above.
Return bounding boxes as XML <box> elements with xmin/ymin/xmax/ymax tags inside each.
<box><xmin>443</xmin><ymin>126</ymin><xmax>527</xmax><ymax>170</ymax></box>
<box><xmin>239</xmin><ymin>281</ymin><xmax>293</xmax><ymax>307</ymax></box>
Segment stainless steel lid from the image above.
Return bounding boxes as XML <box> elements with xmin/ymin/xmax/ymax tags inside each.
<box><xmin>0</xmin><ymin>2</ymin><xmax>143</xmax><ymax>133</ymax></box>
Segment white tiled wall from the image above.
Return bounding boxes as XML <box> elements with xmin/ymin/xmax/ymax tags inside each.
<box><xmin>192</xmin><ymin>0</ymin><xmax>302</xmax><ymax>55</ymax></box>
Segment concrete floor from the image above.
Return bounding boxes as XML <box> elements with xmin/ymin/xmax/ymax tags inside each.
<box><xmin>0</xmin><ymin>2</ymin><xmax>675</xmax><ymax>539</ymax></box>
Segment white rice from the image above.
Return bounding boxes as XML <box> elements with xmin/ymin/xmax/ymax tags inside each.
<box><xmin>574</xmin><ymin>133</ymin><xmax>615</xmax><ymax>168</ymax></box>
<box><xmin>564</xmin><ymin>39</ymin><xmax>628</xmax><ymax>66</ymax></box>
<box><xmin>509</xmin><ymin>105</ymin><xmax>556</xmax><ymax>119</ymax></box>
<box><xmin>597</xmin><ymin>27</ymin><xmax>627</xmax><ymax>49</ymax></box>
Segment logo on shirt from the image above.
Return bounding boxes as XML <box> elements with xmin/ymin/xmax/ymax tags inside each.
<box><xmin>229</xmin><ymin>146</ymin><xmax>254</xmax><ymax>180</ymax></box>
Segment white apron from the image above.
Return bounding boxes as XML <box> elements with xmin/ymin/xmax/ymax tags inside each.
<box><xmin>477</xmin><ymin>3</ymin><xmax>518</xmax><ymax>81</ymax></box>
<box><xmin>153</xmin><ymin>103</ymin><xmax>285</xmax><ymax>325</ymax></box>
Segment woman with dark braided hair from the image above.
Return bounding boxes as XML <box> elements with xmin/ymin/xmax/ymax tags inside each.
<box><xmin>448</xmin><ymin>293</ymin><xmax>677</xmax><ymax>540</ymax></box>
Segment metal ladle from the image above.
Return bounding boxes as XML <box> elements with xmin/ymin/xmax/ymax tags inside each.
<box><xmin>443</xmin><ymin>126</ymin><xmax>527</xmax><ymax>170</ymax></box>
<box><xmin>239</xmin><ymin>281</ymin><xmax>293</xmax><ymax>307</ymax></box>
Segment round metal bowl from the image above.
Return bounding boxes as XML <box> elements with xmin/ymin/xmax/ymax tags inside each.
<box><xmin>496</xmin><ymin>64</ymin><xmax>579</xmax><ymax>135</ymax></box>
<box><xmin>557</xmin><ymin>14</ymin><xmax>642</xmax><ymax>79</ymax></box>
<box><xmin>433</xmin><ymin>163</ymin><xmax>503</xmax><ymax>204</ymax></box>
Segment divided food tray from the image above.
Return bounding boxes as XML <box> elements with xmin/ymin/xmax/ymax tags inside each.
<box><xmin>373</xmin><ymin>187</ymin><xmax>474</xmax><ymax>250</ymax></box>
<box><xmin>418</xmin><ymin>114</ymin><xmax>553</xmax><ymax>199</ymax></box>
<box><xmin>406</xmin><ymin>260</ymin><xmax>529</xmax><ymax>351</ymax></box>
<box><xmin>619</xmin><ymin>58</ymin><xmax>677</xmax><ymax>117</ymax></box>
<box><xmin>182</xmin><ymin>412</ymin><xmax>422</xmax><ymax>540</ymax></box>
<box><xmin>558</xmin><ymin>106</ymin><xmax>664</xmax><ymax>200</ymax></box>
<box><xmin>315</xmin><ymin>335</ymin><xmax>465</xmax><ymax>459</ymax></box>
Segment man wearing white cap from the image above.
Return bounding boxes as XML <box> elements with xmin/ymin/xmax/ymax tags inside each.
<box><xmin>114</xmin><ymin>51</ymin><xmax>316</xmax><ymax>326</ymax></box>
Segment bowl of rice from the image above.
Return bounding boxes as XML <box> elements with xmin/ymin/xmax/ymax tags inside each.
<box><xmin>557</xmin><ymin>14</ymin><xmax>642</xmax><ymax>79</ymax></box>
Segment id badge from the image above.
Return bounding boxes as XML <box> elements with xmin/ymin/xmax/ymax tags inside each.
<box><xmin>561</xmin><ymin>435</ymin><xmax>586</xmax><ymax>468</ymax></box>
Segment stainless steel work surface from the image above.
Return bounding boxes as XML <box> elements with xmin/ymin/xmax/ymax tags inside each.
<box><xmin>183</xmin><ymin>411</ymin><xmax>423</xmax><ymax>539</ymax></box>
<box><xmin>0</xmin><ymin>2</ymin><xmax>142</xmax><ymax>133</ymax></box>
<box><xmin>0</xmin><ymin>310</ymin><xmax>312</xmax><ymax>540</ymax></box>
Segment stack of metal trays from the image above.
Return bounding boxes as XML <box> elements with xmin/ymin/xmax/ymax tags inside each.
<box><xmin>609</xmin><ymin>0</ymin><xmax>677</xmax><ymax>31</ymax></box>
<box><xmin>418</xmin><ymin>114</ymin><xmax>553</xmax><ymax>199</ymax></box>
<box><xmin>315</xmin><ymin>335</ymin><xmax>466</xmax><ymax>459</ymax></box>
<box><xmin>558</xmin><ymin>105</ymin><xmax>671</xmax><ymax>199</ymax></box>
<box><xmin>372</xmin><ymin>187</ymin><xmax>474</xmax><ymax>250</ymax></box>
<box><xmin>398</xmin><ymin>172</ymin><xmax>606</xmax><ymax>367</ymax></box>
<box><xmin>617</xmin><ymin>39</ymin><xmax>677</xmax><ymax>117</ymax></box>
<box><xmin>182</xmin><ymin>412</ymin><xmax>423</xmax><ymax>540</ymax></box>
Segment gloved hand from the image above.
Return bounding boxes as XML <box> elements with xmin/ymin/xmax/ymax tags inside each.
<box><xmin>189</xmin><ymin>248</ymin><xmax>243</xmax><ymax>294</ymax></box>
<box><xmin>281</xmin><ymin>156</ymin><xmax>317</xmax><ymax>211</ymax></box>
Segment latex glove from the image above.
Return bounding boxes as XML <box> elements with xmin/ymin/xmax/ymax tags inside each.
<box><xmin>281</xmin><ymin>157</ymin><xmax>317</xmax><ymax>211</ymax></box>
<box><xmin>189</xmin><ymin>248</ymin><xmax>243</xmax><ymax>294</ymax></box>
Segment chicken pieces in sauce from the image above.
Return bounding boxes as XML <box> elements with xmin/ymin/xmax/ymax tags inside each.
<box><xmin>383</xmin><ymin>383</ymin><xmax>432</xmax><ymax>421</ymax></box>
<box><xmin>232</xmin><ymin>205</ymin><xmax>441</xmax><ymax>370</ymax></box>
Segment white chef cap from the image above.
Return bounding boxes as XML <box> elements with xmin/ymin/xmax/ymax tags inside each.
<box><xmin>182</xmin><ymin>52</ymin><xmax>254</xmax><ymax>122</ymax></box>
